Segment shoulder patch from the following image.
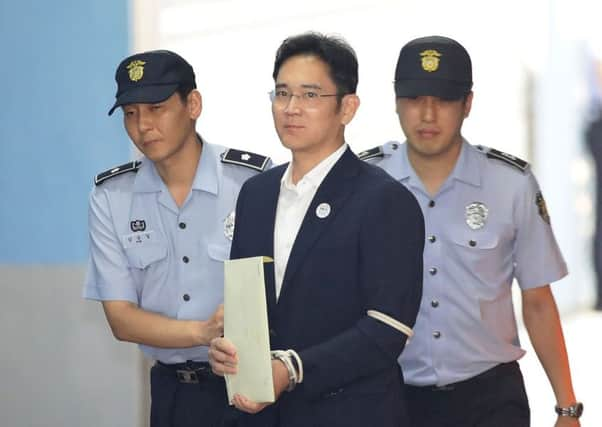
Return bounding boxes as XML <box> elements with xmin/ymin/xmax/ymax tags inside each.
<box><xmin>357</xmin><ymin>146</ymin><xmax>384</xmax><ymax>161</ymax></box>
<box><xmin>94</xmin><ymin>160</ymin><xmax>141</xmax><ymax>186</ymax></box>
<box><xmin>221</xmin><ymin>149</ymin><xmax>270</xmax><ymax>172</ymax></box>
<box><xmin>486</xmin><ymin>148</ymin><xmax>528</xmax><ymax>172</ymax></box>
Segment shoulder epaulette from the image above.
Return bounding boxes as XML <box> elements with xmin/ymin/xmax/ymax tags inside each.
<box><xmin>485</xmin><ymin>148</ymin><xmax>529</xmax><ymax>172</ymax></box>
<box><xmin>94</xmin><ymin>160</ymin><xmax>141</xmax><ymax>186</ymax></box>
<box><xmin>357</xmin><ymin>146</ymin><xmax>384</xmax><ymax>161</ymax></box>
<box><xmin>221</xmin><ymin>149</ymin><xmax>270</xmax><ymax>172</ymax></box>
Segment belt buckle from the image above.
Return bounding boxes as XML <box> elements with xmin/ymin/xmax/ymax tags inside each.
<box><xmin>176</xmin><ymin>369</ymin><xmax>199</xmax><ymax>384</ymax></box>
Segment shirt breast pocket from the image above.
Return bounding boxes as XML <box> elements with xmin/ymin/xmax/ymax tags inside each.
<box><xmin>447</xmin><ymin>230</ymin><xmax>505</xmax><ymax>296</ymax></box>
<box><xmin>207</xmin><ymin>243</ymin><xmax>229</xmax><ymax>263</ymax></box>
<box><xmin>124</xmin><ymin>244</ymin><xmax>168</xmax><ymax>270</ymax></box>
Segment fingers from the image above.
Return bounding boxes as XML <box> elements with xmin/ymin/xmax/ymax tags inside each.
<box><xmin>214</xmin><ymin>303</ymin><xmax>224</xmax><ymax>318</ymax></box>
<box><xmin>208</xmin><ymin>337</ymin><xmax>238</xmax><ymax>375</ymax></box>
<box><xmin>232</xmin><ymin>394</ymin><xmax>269</xmax><ymax>414</ymax></box>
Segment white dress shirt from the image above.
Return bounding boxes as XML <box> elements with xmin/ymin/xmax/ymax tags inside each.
<box><xmin>273</xmin><ymin>143</ymin><xmax>348</xmax><ymax>299</ymax></box>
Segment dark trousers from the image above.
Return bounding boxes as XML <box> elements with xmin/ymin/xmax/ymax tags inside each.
<box><xmin>405</xmin><ymin>362</ymin><xmax>530</xmax><ymax>427</ymax></box>
<box><xmin>150</xmin><ymin>361</ymin><xmax>240</xmax><ymax>427</ymax></box>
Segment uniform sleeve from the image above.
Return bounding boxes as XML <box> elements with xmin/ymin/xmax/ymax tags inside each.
<box><xmin>512</xmin><ymin>172</ymin><xmax>568</xmax><ymax>289</ymax></box>
<box><xmin>298</xmin><ymin>180</ymin><xmax>425</xmax><ymax>398</ymax></box>
<box><xmin>82</xmin><ymin>189</ymin><xmax>139</xmax><ymax>303</ymax></box>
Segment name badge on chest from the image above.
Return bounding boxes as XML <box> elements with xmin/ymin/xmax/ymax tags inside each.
<box><xmin>121</xmin><ymin>230</ymin><xmax>157</xmax><ymax>248</ymax></box>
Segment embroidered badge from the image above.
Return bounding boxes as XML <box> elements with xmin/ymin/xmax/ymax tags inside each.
<box><xmin>241</xmin><ymin>153</ymin><xmax>251</xmax><ymax>161</ymax></box>
<box><xmin>535</xmin><ymin>191</ymin><xmax>550</xmax><ymax>224</ymax></box>
<box><xmin>224</xmin><ymin>211</ymin><xmax>235</xmax><ymax>240</ymax></box>
<box><xmin>130</xmin><ymin>220</ymin><xmax>146</xmax><ymax>232</ymax></box>
<box><xmin>465</xmin><ymin>202</ymin><xmax>488</xmax><ymax>230</ymax></box>
<box><xmin>420</xmin><ymin>49</ymin><xmax>442</xmax><ymax>72</ymax></box>
<box><xmin>127</xmin><ymin>60</ymin><xmax>146</xmax><ymax>82</ymax></box>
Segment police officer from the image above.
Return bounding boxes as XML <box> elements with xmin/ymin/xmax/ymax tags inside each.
<box><xmin>83</xmin><ymin>50</ymin><xmax>270</xmax><ymax>427</ymax></box>
<box><xmin>360</xmin><ymin>36</ymin><xmax>582</xmax><ymax>426</ymax></box>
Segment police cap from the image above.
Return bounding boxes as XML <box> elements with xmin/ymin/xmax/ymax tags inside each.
<box><xmin>394</xmin><ymin>36</ymin><xmax>472</xmax><ymax>100</ymax></box>
<box><xmin>108</xmin><ymin>50</ymin><xmax>196</xmax><ymax>115</ymax></box>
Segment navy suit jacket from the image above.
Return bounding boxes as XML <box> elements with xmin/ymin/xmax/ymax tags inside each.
<box><xmin>231</xmin><ymin>148</ymin><xmax>424</xmax><ymax>427</ymax></box>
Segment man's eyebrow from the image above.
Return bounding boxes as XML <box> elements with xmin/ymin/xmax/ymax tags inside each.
<box><xmin>301</xmin><ymin>83</ymin><xmax>322</xmax><ymax>90</ymax></box>
<box><xmin>274</xmin><ymin>83</ymin><xmax>323</xmax><ymax>90</ymax></box>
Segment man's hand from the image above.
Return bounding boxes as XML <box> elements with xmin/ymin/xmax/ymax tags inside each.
<box><xmin>208</xmin><ymin>336</ymin><xmax>237</xmax><ymax>376</ymax></box>
<box><xmin>231</xmin><ymin>359</ymin><xmax>290</xmax><ymax>414</ymax></box>
<box><xmin>199</xmin><ymin>304</ymin><xmax>224</xmax><ymax>345</ymax></box>
<box><xmin>555</xmin><ymin>416</ymin><xmax>580</xmax><ymax>427</ymax></box>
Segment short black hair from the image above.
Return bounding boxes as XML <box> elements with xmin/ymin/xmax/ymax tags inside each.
<box><xmin>272</xmin><ymin>32</ymin><xmax>358</xmax><ymax>102</ymax></box>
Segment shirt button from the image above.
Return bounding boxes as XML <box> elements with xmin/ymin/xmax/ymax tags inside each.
<box><xmin>429</xmin><ymin>267</ymin><xmax>438</xmax><ymax>275</ymax></box>
<box><xmin>183</xmin><ymin>294</ymin><xmax>190</xmax><ymax>302</ymax></box>
<box><xmin>431</xmin><ymin>300</ymin><xmax>439</xmax><ymax>308</ymax></box>
<box><xmin>469</xmin><ymin>240</ymin><xmax>477</xmax><ymax>247</ymax></box>
<box><xmin>391</xmin><ymin>143</ymin><xmax>399</xmax><ymax>150</ymax></box>
<box><xmin>428</xmin><ymin>200</ymin><xmax>435</xmax><ymax>208</ymax></box>
<box><xmin>428</xmin><ymin>235</ymin><xmax>436</xmax><ymax>243</ymax></box>
<box><xmin>433</xmin><ymin>331</ymin><xmax>441</xmax><ymax>339</ymax></box>
<box><xmin>182</xmin><ymin>256</ymin><xmax>190</xmax><ymax>263</ymax></box>
<box><xmin>179</xmin><ymin>222</ymin><xmax>186</xmax><ymax>229</ymax></box>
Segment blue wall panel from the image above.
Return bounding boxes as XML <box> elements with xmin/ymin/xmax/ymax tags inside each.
<box><xmin>0</xmin><ymin>1</ymin><xmax>130</xmax><ymax>263</ymax></box>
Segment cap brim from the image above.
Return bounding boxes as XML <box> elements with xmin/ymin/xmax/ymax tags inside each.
<box><xmin>394</xmin><ymin>80</ymin><xmax>471</xmax><ymax>100</ymax></box>
<box><xmin>108</xmin><ymin>84</ymin><xmax>179</xmax><ymax>115</ymax></box>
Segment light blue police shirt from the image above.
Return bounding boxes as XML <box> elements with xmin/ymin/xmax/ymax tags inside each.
<box><xmin>84</xmin><ymin>140</ymin><xmax>270</xmax><ymax>363</ymax></box>
<box><xmin>362</xmin><ymin>140</ymin><xmax>567</xmax><ymax>386</ymax></box>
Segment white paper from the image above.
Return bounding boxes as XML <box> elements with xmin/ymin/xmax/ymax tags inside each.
<box><xmin>224</xmin><ymin>256</ymin><xmax>274</xmax><ymax>403</ymax></box>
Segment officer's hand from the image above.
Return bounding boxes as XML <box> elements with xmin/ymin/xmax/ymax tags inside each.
<box><xmin>231</xmin><ymin>359</ymin><xmax>289</xmax><ymax>414</ymax></box>
<box><xmin>208</xmin><ymin>336</ymin><xmax>237</xmax><ymax>376</ymax></box>
<box><xmin>201</xmin><ymin>304</ymin><xmax>224</xmax><ymax>345</ymax></box>
<box><xmin>555</xmin><ymin>416</ymin><xmax>580</xmax><ymax>427</ymax></box>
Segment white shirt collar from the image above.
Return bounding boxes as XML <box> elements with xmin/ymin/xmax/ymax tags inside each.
<box><xmin>280</xmin><ymin>143</ymin><xmax>348</xmax><ymax>194</ymax></box>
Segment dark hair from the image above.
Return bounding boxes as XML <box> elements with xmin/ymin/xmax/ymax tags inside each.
<box><xmin>272</xmin><ymin>32</ymin><xmax>358</xmax><ymax>103</ymax></box>
<box><xmin>175</xmin><ymin>83</ymin><xmax>196</xmax><ymax>103</ymax></box>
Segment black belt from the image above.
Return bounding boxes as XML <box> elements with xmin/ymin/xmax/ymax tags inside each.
<box><xmin>409</xmin><ymin>361</ymin><xmax>519</xmax><ymax>392</ymax></box>
<box><xmin>155</xmin><ymin>360</ymin><xmax>218</xmax><ymax>384</ymax></box>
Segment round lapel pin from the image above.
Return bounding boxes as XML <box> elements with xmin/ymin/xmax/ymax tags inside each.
<box><xmin>316</xmin><ymin>202</ymin><xmax>331</xmax><ymax>219</ymax></box>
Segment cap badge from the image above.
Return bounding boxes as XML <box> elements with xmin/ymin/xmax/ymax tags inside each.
<box><xmin>420</xmin><ymin>49</ymin><xmax>441</xmax><ymax>72</ymax></box>
<box><xmin>241</xmin><ymin>153</ymin><xmax>251</xmax><ymax>161</ymax></box>
<box><xmin>465</xmin><ymin>202</ymin><xmax>488</xmax><ymax>230</ymax></box>
<box><xmin>127</xmin><ymin>60</ymin><xmax>146</xmax><ymax>82</ymax></box>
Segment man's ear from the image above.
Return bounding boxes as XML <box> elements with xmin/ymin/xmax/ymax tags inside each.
<box><xmin>188</xmin><ymin>90</ymin><xmax>202</xmax><ymax>120</ymax></box>
<box><xmin>340</xmin><ymin>94</ymin><xmax>360</xmax><ymax>126</ymax></box>
<box><xmin>463</xmin><ymin>91</ymin><xmax>473</xmax><ymax>118</ymax></box>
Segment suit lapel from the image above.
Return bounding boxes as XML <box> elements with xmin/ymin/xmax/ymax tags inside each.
<box><xmin>278</xmin><ymin>149</ymin><xmax>360</xmax><ymax>302</ymax></box>
<box><xmin>259</xmin><ymin>167</ymin><xmax>285</xmax><ymax>313</ymax></box>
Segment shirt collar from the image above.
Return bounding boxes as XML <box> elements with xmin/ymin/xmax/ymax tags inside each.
<box><xmin>132</xmin><ymin>158</ymin><xmax>162</xmax><ymax>193</ymax></box>
<box><xmin>447</xmin><ymin>140</ymin><xmax>481</xmax><ymax>187</ymax></box>
<box><xmin>281</xmin><ymin>143</ymin><xmax>348</xmax><ymax>193</ymax></box>
<box><xmin>192</xmin><ymin>139</ymin><xmax>219</xmax><ymax>195</ymax></box>
<box><xmin>400</xmin><ymin>139</ymin><xmax>481</xmax><ymax>188</ymax></box>
<box><xmin>132</xmin><ymin>136</ymin><xmax>219</xmax><ymax>195</ymax></box>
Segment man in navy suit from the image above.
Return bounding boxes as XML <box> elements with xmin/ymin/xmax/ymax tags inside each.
<box><xmin>209</xmin><ymin>32</ymin><xmax>424</xmax><ymax>427</ymax></box>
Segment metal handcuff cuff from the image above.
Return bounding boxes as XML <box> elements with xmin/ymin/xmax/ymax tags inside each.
<box><xmin>271</xmin><ymin>349</ymin><xmax>304</xmax><ymax>392</ymax></box>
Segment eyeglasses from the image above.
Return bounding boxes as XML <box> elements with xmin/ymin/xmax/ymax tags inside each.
<box><xmin>268</xmin><ymin>89</ymin><xmax>340</xmax><ymax>107</ymax></box>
